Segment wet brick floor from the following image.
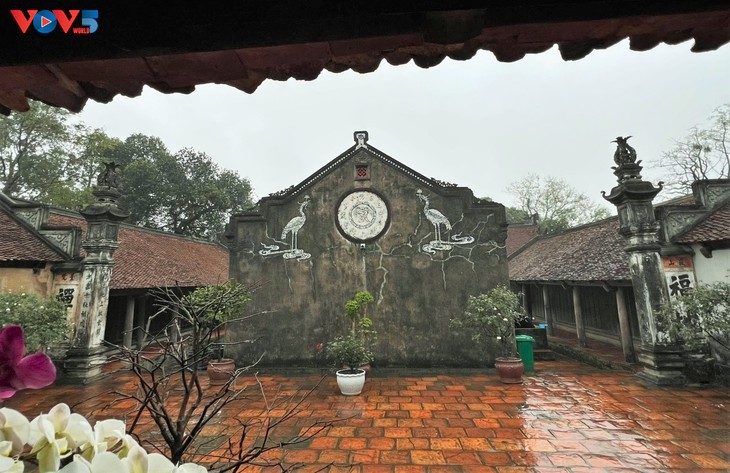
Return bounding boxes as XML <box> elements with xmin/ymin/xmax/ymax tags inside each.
<box><xmin>5</xmin><ymin>359</ymin><xmax>729</xmax><ymax>472</ymax></box>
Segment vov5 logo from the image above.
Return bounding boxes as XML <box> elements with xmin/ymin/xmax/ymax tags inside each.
<box><xmin>10</xmin><ymin>10</ymin><xmax>98</xmax><ymax>34</ymax></box>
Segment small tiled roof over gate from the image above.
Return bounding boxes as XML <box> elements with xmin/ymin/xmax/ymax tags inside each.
<box><xmin>508</xmin><ymin>217</ymin><xmax>629</xmax><ymax>282</ymax></box>
<box><xmin>47</xmin><ymin>212</ymin><xmax>229</xmax><ymax>290</ymax></box>
<box><xmin>677</xmin><ymin>202</ymin><xmax>730</xmax><ymax>243</ymax></box>
<box><xmin>0</xmin><ymin>212</ymin><xmax>65</xmax><ymax>263</ymax></box>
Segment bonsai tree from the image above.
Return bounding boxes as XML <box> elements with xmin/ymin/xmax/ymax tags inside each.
<box><xmin>344</xmin><ymin>290</ymin><xmax>374</xmax><ymax>342</ymax></box>
<box><xmin>450</xmin><ymin>286</ymin><xmax>526</xmax><ymax>359</ymax></box>
<box><xmin>182</xmin><ymin>280</ymin><xmax>250</xmax><ymax>361</ymax></box>
<box><xmin>325</xmin><ymin>290</ymin><xmax>375</xmax><ymax>372</ymax></box>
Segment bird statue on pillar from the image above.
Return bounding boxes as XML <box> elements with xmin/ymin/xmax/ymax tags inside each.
<box><xmin>612</xmin><ymin>136</ymin><xmax>637</xmax><ymax>166</ymax></box>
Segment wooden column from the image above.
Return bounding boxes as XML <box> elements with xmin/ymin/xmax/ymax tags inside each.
<box><xmin>522</xmin><ymin>284</ymin><xmax>531</xmax><ymax>319</ymax></box>
<box><xmin>615</xmin><ymin>287</ymin><xmax>637</xmax><ymax>363</ymax></box>
<box><xmin>135</xmin><ymin>295</ymin><xmax>147</xmax><ymax>349</ymax></box>
<box><xmin>542</xmin><ymin>285</ymin><xmax>554</xmax><ymax>336</ymax></box>
<box><xmin>123</xmin><ymin>296</ymin><xmax>135</xmax><ymax>348</ymax></box>
<box><xmin>572</xmin><ymin>286</ymin><xmax>587</xmax><ymax>347</ymax></box>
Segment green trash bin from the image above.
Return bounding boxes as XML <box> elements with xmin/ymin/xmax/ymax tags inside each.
<box><xmin>515</xmin><ymin>335</ymin><xmax>535</xmax><ymax>372</ymax></box>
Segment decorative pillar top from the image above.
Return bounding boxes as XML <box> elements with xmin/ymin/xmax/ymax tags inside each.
<box><xmin>80</xmin><ymin>162</ymin><xmax>129</xmax><ymax>222</ymax></box>
<box><xmin>602</xmin><ymin>136</ymin><xmax>663</xmax><ymax>205</ymax></box>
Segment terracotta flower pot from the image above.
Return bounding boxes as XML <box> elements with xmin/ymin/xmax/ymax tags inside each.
<box><xmin>207</xmin><ymin>358</ymin><xmax>236</xmax><ymax>385</ymax></box>
<box><xmin>494</xmin><ymin>357</ymin><xmax>524</xmax><ymax>384</ymax></box>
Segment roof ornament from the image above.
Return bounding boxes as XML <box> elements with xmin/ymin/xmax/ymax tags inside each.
<box><xmin>354</xmin><ymin>131</ymin><xmax>369</xmax><ymax>149</ymax></box>
<box><xmin>612</xmin><ymin>136</ymin><xmax>637</xmax><ymax>166</ymax></box>
<box><xmin>96</xmin><ymin>161</ymin><xmax>121</xmax><ymax>189</ymax></box>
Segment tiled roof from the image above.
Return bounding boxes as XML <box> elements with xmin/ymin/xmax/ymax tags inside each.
<box><xmin>506</xmin><ymin>224</ymin><xmax>539</xmax><ymax>256</ymax></box>
<box><xmin>509</xmin><ymin>217</ymin><xmax>629</xmax><ymax>282</ymax></box>
<box><xmin>677</xmin><ymin>203</ymin><xmax>730</xmax><ymax>243</ymax></box>
<box><xmin>47</xmin><ymin>212</ymin><xmax>229</xmax><ymax>290</ymax></box>
<box><xmin>0</xmin><ymin>212</ymin><xmax>65</xmax><ymax>262</ymax></box>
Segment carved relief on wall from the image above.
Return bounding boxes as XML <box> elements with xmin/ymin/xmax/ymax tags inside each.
<box><xmin>416</xmin><ymin>189</ymin><xmax>474</xmax><ymax>254</ymax></box>
<box><xmin>336</xmin><ymin>190</ymin><xmax>390</xmax><ymax>242</ymax></box>
<box><xmin>259</xmin><ymin>195</ymin><xmax>311</xmax><ymax>261</ymax></box>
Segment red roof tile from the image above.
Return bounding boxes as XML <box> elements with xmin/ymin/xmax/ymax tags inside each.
<box><xmin>677</xmin><ymin>203</ymin><xmax>730</xmax><ymax>243</ymax></box>
<box><xmin>509</xmin><ymin>217</ymin><xmax>629</xmax><ymax>282</ymax></box>
<box><xmin>0</xmin><ymin>212</ymin><xmax>65</xmax><ymax>262</ymax></box>
<box><xmin>47</xmin><ymin>212</ymin><xmax>229</xmax><ymax>290</ymax></box>
<box><xmin>506</xmin><ymin>224</ymin><xmax>539</xmax><ymax>256</ymax></box>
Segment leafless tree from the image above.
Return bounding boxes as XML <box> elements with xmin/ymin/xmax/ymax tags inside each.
<box><xmin>110</xmin><ymin>284</ymin><xmax>335</xmax><ymax>472</ymax></box>
<box><xmin>656</xmin><ymin>104</ymin><xmax>730</xmax><ymax>195</ymax></box>
<box><xmin>506</xmin><ymin>174</ymin><xmax>611</xmax><ymax>233</ymax></box>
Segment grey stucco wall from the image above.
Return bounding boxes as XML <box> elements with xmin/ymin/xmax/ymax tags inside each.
<box><xmin>226</xmin><ymin>146</ymin><xmax>508</xmax><ymax>367</ymax></box>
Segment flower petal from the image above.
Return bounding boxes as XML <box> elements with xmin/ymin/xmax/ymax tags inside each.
<box><xmin>13</xmin><ymin>353</ymin><xmax>56</xmax><ymax>390</ymax></box>
<box><xmin>37</xmin><ymin>439</ymin><xmax>61</xmax><ymax>473</ymax></box>
<box><xmin>47</xmin><ymin>404</ymin><xmax>70</xmax><ymax>433</ymax></box>
<box><xmin>0</xmin><ymin>389</ymin><xmax>17</xmax><ymax>401</ymax></box>
<box><xmin>176</xmin><ymin>463</ymin><xmax>208</xmax><ymax>473</ymax></box>
<box><xmin>0</xmin><ymin>327</ymin><xmax>25</xmax><ymax>366</ymax></box>
<box><xmin>91</xmin><ymin>451</ymin><xmax>127</xmax><ymax>472</ymax></box>
<box><xmin>125</xmin><ymin>445</ymin><xmax>148</xmax><ymax>473</ymax></box>
<box><xmin>0</xmin><ymin>407</ymin><xmax>30</xmax><ymax>453</ymax></box>
<box><xmin>147</xmin><ymin>453</ymin><xmax>174</xmax><ymax>473</ymax></box>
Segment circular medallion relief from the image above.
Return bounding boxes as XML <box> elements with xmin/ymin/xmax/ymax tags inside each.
<box><xmin>336</xmin><ymin>190</ymin><xmax>389</xmax><ymax>242</ymax></box>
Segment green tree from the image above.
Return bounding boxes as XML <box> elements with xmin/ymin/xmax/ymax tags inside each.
<box><xmin>0</xmin><ymin>102</ymin><xmax>77</xmax><ymax>199</ymax></box>
<box><xmin>116</xmin><ymin>135</ymin><xmax>253</xmax><ymax>239</ymax></box>
<box><xmin>655</xmin><ymin>104</ymin><xmax>730</xmax><ymax>194</ymax></box>
<box><xmin>506</xmin><ymin>174</ymin><xmax>610</xmax><ymax>233</ymax></box>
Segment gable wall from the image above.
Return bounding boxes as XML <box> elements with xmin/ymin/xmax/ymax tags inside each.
<box><xmin>228</xmin><ymin>148</ymin><xmax>508</xmax><ymax>367</ymax></box>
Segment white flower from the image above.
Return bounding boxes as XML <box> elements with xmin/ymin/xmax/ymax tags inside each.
<box><xmin>496</xmin><ymin>336</ymin><xmax>502</xmax><ymax>340</ymax></box>
<box><xmin>29</xmin><ymin>403</ymin><xmax>93</xmax><ymax>473</ymax></box>
<box><xmin>502</xmin><ymin>318</ymin><xmax>508</xmax><ymax>322</ymax></box>
<box><xmin>0</xmin><ymin>455</ymin><xmax>23</xmax><ymax>472</ymax></box>
<box><xmin>0</xmin><ymin>408</ymin><xmax>30</xmax><ymax>455</ymax></box>
<box><xmin>122</xmin><ymin>445</ymin><xmax>208</xmax><ymax>473</ymax></box>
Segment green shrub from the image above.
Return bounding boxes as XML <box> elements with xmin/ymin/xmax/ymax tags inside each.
<box><xmin>0</xmin><ymin>291</ymin><xmax>69</xmax><ymax>351</ymax></box>
<box><xmin>657</xmin><ymin>282</ymin><xmax>730</xmax><ymax>352</ymax></box>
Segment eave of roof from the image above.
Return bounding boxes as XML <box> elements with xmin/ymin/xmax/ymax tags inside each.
<box><xmin>1</xmin><ymin>2</ymin><xmax>729</xmax><ymax>114</ymax></box>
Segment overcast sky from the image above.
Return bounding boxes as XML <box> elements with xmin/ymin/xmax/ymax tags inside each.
<box><xmin>77</xmin><ymin>40</ymin><xmax>730</xmax><ymax>208</ymax></box>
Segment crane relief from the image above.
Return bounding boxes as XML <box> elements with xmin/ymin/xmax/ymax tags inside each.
<box><xmin>416</xmin><ymin>189</ymin><xmax>474</xmax><ymax>254</ymax></box>
<box><xmin>260</xmin><ymin>195</ymin><xmax>312</xmax><ymax>261</ymax></box>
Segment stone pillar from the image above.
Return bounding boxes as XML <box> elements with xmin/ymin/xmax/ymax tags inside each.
<box><xmin>615</xmin><ymin>287</ymin><xmax>637</xmax><ymax>363</ymax></box>
<box><xmin>123</xmin><ymin>296</ymin><xmax>136</xmax><ymax>348</ymax></box>
<box><xmin>602</xmin><ymin>137</ymin><xmax>685</xmax><ymax>385</ymax></box>
<box><xmin>63</xmin><ymin>165</ymin><xmax>129</xmax><ymax>384</ymax></box>
<box><xmin>572</xmin><ymin>286</ymin><xmax>587</xmax><ymax>347</ymax></box>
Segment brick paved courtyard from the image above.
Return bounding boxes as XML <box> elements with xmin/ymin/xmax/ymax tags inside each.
<box><xmin>5</xmin><ymin>359</ymin><xmax>729</xmax><ymax>472</ymax></box>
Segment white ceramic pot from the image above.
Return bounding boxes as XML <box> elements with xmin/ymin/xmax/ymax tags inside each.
<box><xmin>336</xmin><ymin>369</ymin><xmax>366</xmax><ymax>395</ymax></box>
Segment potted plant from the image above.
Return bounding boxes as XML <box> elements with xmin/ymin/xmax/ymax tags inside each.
<box><xmin>450</xmin><ymin>286</ymin><xmax>527</xmax><ymax>383</ymax></box>
<box><xmin>326</xmin><ymin>334</ymin><xmax>373</xmax><ymax>395</ymax></box>
<box><xmin>183</xmin><ymin>280</ymin><xmax>250</xmax><ymax>385</ymax></box>
<box><xmin>325</xmin><ymin>290</ymin><xmax>375</xmax><ymax>395</ymax></box>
